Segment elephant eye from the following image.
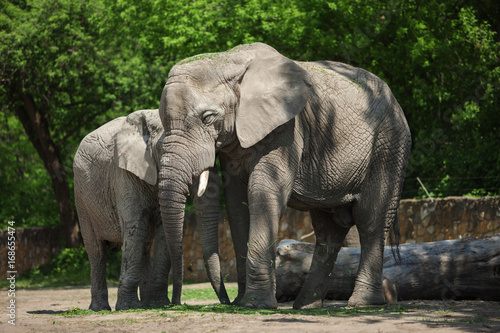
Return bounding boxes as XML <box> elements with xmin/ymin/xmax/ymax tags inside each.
<box><xmin>202</xmin><ymin>111</ymin><xmax>217</xmax><ymax>125</ymax></box>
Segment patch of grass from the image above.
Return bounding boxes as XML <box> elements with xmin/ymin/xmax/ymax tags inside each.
<box><xmin>418</xmin><ymin>316</ymin><xmax>489</xmax><ymax>324</ymax></box>
<box><xmin>62</xmin><ymin>307</ymin><xmax>102</xmax><ymax>317</ymax></box>
<box><xmin>158</xmin><ymin>303</ymin><xmax>406</xmax><ymax>317</ymax></box>
<box><xmin>436</xmin><ymin>307</ymin><xmax>453</xmax><ymax>316</ymax></box>
<box><xmin>175</xmin><ymin>286</ymin><xmax>239</xmax><ymax>301</ymax></box>
<box><xmin>59</xmin><ymin>290</ymin><xmax>413</xmax><ymax>318</ymax></box>
<box><xmin>457</xmin><ymin>317</ymin><xmax>487</xmax><ymax>324</ymax></box>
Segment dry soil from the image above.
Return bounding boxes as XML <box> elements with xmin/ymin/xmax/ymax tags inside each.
<box><xmin>1</xmin><ymin>283</ymin><xmax>499</xmax><ymax>332</ymax></box>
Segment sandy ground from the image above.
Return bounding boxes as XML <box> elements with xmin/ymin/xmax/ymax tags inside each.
<box><xmin>0</xmin><ymin>283</ymin><xmax>499</xmax><ymax>333</ymax></box>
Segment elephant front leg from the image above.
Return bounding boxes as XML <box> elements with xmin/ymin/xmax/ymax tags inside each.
<box><xmin>240</xmin><ymin>187</ymin><xmax>289</xmax><ymax>309</ymax></box>
<box><xmin>116</xmin><ymin>221</ymin><xmax>148</xmax><ymax>310</ymax></box>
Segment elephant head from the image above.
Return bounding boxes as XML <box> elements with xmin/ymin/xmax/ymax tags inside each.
<box><xmin>114</xmin><ymin>109</ymin><xmax>229</xmax><ymax>305</ymax></box>
<box><xmin>158</xmin><ymin>43</ymin><xmax>311</xmax><ymax>304</ymax></box>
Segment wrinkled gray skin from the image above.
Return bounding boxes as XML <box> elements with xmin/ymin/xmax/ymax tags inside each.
<box><xmin>74</xmin><ymin>109</ymin><xmax>229</xmax><ymax>311</ymax></box>
<box><xmin>158</xmin><ymin>43</ymin><xmax>411</xmax><ymax>309</ymax></box>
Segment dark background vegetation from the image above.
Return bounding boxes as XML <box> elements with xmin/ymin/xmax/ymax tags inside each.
<box><xmin>1</xmin><ymin>0</ymin><xmax>499</xmax><ymax>249</ymax></box>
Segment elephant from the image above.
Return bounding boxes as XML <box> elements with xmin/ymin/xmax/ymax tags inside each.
<box><xmin>73</xmin><ymin>109</ymin><xmax>229</xmax><ymax>311</ymax></box>
<box><xmin>157</xmin><ymin>42</ymin><xmax>411</xmax><ymax>310</ymax></box>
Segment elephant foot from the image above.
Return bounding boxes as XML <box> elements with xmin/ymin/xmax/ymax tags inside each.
<box><xmin>231</xmin><ymin>292</ymin><xmax>245</xmax><ymax>306</ymax></box>
<box><xmin>348</xmin><ymin>282</ymin><xmax>386</xmax><ymax>307</ymax></box>
<box><xmin>240</xmin><ymin>289</ymin><xmax>278</xmax><ymax>309</ymax></box>
<box><xmin>142</xmin><ymin>296</ymin><xmax>170</xmax><ymax>308</ymax></box>
<box><xmin>89</xmin><ymin>301</ymin><xmax>111</xmax><ymax>312</ymax></box>
<box><xmin>115</xmin><ymin>296</ymin><xmax>142</xmax><ymax>311</ymax></box>
<box><xmin>293</xmin><ymin>294</ymin><xmax>324</xmax><ymax>310</ymax></box>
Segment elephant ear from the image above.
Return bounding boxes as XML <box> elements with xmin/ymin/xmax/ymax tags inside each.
<box><xmin>114</xmin><ymin>110</ymin><xmax>159</xmax><ymax>185</ymax></box>
<box><xmin>235</xmin><ymin>49</ymin><xmax>311</xmax><ymax>148</ymax></box>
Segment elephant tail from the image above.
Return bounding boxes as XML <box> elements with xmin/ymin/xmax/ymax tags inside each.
<box><xmin>388</xmin><ymin>221</ymin><xmax>401</xmax><ymax>263</ymax></box>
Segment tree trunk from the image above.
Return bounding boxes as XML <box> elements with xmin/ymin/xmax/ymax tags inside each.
<box><xmin>276</xmin><ymin>234</ymin><xmax>500</xmax><ymax>302</ymax></box>
<box><xmin>15</xmin><ymin>92</ymin><xmax>81</xmax><ymax>247</ymax></box>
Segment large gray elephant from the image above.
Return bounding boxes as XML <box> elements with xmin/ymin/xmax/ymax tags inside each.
<box><xmin>74</xmin><ymin>109</ymin><xmax>229</xmax><ymax>311</ymax></box>
<box><xmin>158</xmin><ymin>43</ymin><xmax>411</xmax><ymax>310</ymax></box>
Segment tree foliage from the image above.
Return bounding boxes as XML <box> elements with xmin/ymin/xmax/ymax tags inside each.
<box><xmin>0</xmin><ymin>0</ymin><xmax>160</xmax><ymax>240</ymax></box>
<box><xmin>1</xmin><ymin>0</ymin><xmax>499</xmax><ymax>231</ymax></box>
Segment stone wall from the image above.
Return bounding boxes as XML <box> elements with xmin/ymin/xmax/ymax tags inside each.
<box><xmin>398</xmin><ymin>196</ymin><xmax>500</xmax><ymax>243</ymax></box>
<box><xmin>1</xmin><ymin>196</ymin><xmax>498</xmax><ymax>282</ymax></box>
<box><xmin>0</xmin><ymin>227</ymin><xmax>61</xmax><ymax>279</ymax></box>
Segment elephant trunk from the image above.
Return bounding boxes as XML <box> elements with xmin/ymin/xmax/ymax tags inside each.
<box><xmin>158</xmin><ymin>151</ymin><xmax>192</xmax><ymax>305</ymax></box>
<box><xmin>159</xmin><ymin>136</ymin><xmax>218</xmax><ymax>305</ymax></box>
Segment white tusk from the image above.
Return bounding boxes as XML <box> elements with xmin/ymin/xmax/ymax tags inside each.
<box><xmin>197</xmin><ymin>170</ymin><xmax>209</xmax><ymax>197</ymax></box>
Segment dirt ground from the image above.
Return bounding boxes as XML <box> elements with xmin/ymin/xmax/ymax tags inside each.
<box><xmin>1</xmin><ymin>283</ymin><xmax>499</xmax><ymax>333</ymax></box>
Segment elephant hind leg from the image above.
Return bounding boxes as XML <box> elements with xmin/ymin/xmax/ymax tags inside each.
<box><xmin>77</xmin><ymin>204</ymin><xmax>111</xmax><ymax>311</ymax></box>
<box><xmin>348</xmin><ymin>180</ymin><xmax>403</xmax><ymax>306</ymax></box>
<box><xmin>293</xmin><ymin>209</ymin><xmax>350</xmax><ymax>310</ymax></box>
<box><xmin>348</xmin><ymin>203</ymin><xmax>390</xmax><ymax>306</ymax></box>
<box><xmin>86</xmin><ymin>236</ymin><xmax>111</xmax><ymax>311</ymax></box>
<box><xmin>348</xmin><ymin>133</ymin><xmax>409</xmax><ymax>307</ymax></box>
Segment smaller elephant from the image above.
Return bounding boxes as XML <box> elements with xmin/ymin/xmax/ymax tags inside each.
<box><xmin>74</xmin><ymin>109</ymin><xmax>170</xmax><ymax>311</ymax></box>
<box><xmin>74</xmin><ymin>109</ymin><xmax>230</xmax><ymax>310</ymax></box>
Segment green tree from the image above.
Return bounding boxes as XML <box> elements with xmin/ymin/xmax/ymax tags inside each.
<box><xmin>0</xmin><ymin>0</ymin><xmax>157</xmax><ymax>245</ymax></box>
<box><xmin>220</xmin><ymin>0</ymin><xmax>500</xmax><ymax>197</ymax></box>
<box><xmin>377</xmin><ymin>2</ymin><xmax>500</xmax><ymax>197</ymax></box>
<box><xmin>0</xmin><ymin>114</ymin><xmax>58</xmax><ymax>227</ymax></box>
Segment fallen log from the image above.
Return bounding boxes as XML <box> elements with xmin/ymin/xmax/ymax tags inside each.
<box><xmin>275</xmin><ymin>234</ymin><xmax>500</xmax><ymax>302</ymax></box>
